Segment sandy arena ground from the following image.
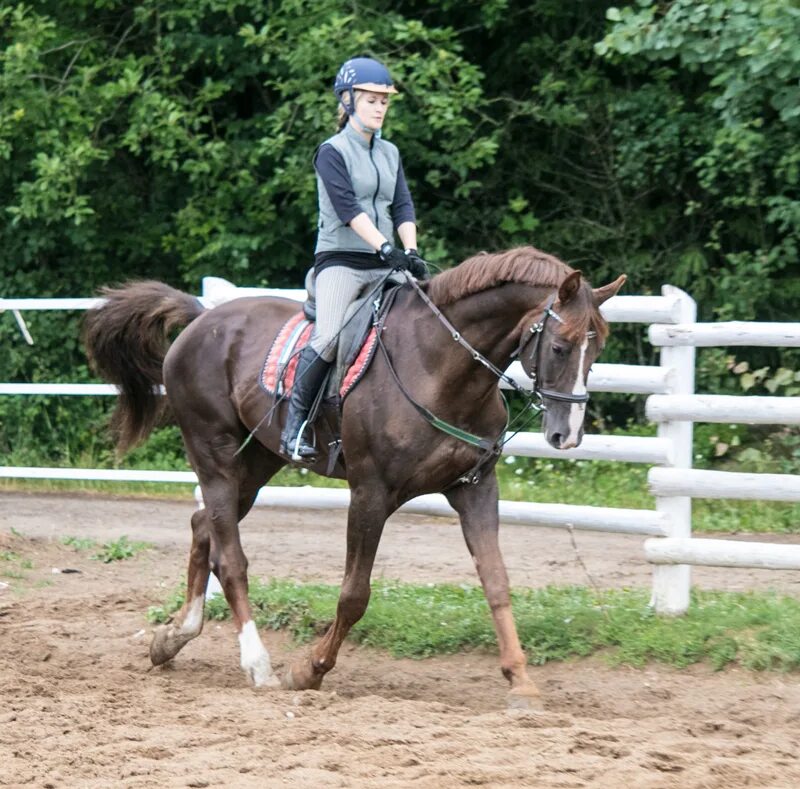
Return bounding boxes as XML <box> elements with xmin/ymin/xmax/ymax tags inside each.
<box><xmin>1</xmin><ymin>491</ymin><xmax>799</xmax><ymax>788</ymax></box>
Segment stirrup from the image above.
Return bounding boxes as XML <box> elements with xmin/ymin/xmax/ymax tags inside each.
<box><xmin>287</xmin><ymin>419</ymin><xmax>318</xmax><ymax>462</ymax></box>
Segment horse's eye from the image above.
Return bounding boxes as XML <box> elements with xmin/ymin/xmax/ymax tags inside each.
<box><xmin>552</xmin><ymin>344</ymin><xmax>570</xmax><ymax>358</ymax></box>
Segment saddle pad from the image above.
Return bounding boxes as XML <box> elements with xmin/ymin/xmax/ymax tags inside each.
<box><xmin>261</xmin><ymin>312</ymin><xmax>379</xmax><ymax>401</ymax></box>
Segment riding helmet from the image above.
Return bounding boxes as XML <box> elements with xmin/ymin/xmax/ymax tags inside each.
<box><xmin>334</xmin><ymin>57</ymin><xmax>398</xmax><ymax>115</ymax></box>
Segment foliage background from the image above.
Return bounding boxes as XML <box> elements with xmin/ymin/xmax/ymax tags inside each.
<box><xmin>1</xmin><ymin>0</ymin><xmax>798</xmax><ymax>470</ymax></box>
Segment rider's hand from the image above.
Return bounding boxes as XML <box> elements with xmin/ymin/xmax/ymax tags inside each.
<box><xmin>378</xmin><ymin>242</ymin><xmax>411</xmax><ymax>270</ymax></box>
<box><xmin>404</xmin><ymin>249</ymin><xmax>430</xmax><ymax>281</ymax></box>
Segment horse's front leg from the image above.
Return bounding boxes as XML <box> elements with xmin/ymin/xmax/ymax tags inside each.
<box><xmin>446</xmin><ymin>471</ymin><xmax>542</xmax><ymax>709</ymax></box>
<box><xmin>284</xmin><ymin>485</ymin><xmax>389</xmax><ymax>691</ymax></box>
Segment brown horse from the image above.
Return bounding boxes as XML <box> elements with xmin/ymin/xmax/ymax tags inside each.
<box><xmin>83</xmin><ymin>246</ymin><xmax>624</xmax><ymax>707</ymax></box>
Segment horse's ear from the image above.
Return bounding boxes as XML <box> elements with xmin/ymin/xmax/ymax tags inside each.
<box><xmin>592</xmin><ymin>274</ymin><xmax>627</xmax><ymax>306</ymax></box>
<box><xmin>558</xmin><ymin>270</ymin><xmax>583</xmax><ymax>305</ymax></box>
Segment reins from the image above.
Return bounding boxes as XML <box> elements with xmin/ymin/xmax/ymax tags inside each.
<box><xmin>376</xmin><ymin>270</ymin><xmax>591</xmax><ymax>486</ymax></box>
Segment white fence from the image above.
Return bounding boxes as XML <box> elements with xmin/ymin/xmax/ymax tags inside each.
<box><xmin>2</xmin><ymin>278</ymin><xmax>799</xmax><ymax>614</ymax></box>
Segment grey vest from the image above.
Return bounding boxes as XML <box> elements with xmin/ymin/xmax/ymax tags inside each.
<box><xmin>315</xmin><ymin>123</ymin><xmax>399</xmax><ymax>254</ymax></box>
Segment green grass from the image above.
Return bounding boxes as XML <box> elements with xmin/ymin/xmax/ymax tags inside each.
<box><xmin>61</xmin><ymin>535</ymin><xmax>97</xmax><ymax>552</ymax></box>
<box><xmin>0</xmin><ymin>568</ymin><xmax>28</xmax><ymax>580</ymax></box>
<box><xmin>0</xmin><ymin>478</ymin><xmax>197</xmax><ymax>499</ymax></box>
<box><xmin>0</xmin><ymin>549</ymin><xmax>33</xmax><ymax>578</ymax></box>
<box><xmin>148</xmin><ymin>579</ymin><xmax>800</xmax><ymax>672</ymax></box>
<box><xmin>61</xmin><ymin>533</ymin><xmax>152</xmax><ymax>562</ymax></box>
<box><xmin>93</xmin><ymin>535</ymin><xmax>152</xmax><ymax>563</ymax></box>
<box><xmin>1</xmin><ymin>554</ymin><xmax>30</xmax><ymax>580</ymax></box>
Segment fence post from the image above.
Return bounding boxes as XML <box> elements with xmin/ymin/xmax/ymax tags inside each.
<box><xmin>650</xmin><ymin>285</ymin><xmax>697</xmax><ymax>614</ymax></box>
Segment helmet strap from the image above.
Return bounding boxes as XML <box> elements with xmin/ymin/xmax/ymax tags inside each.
<box><xmin>349</xmin><ymin>110</ymin><xmax>381</xmax><ymax>138</ymax></box>
<box><xmin>339</xmin><ymin>87</ymin><xmax>356</xmax><ymax>116</ymax></box>
<box><xmin>338</xmin><ymin>87</ymin><xmax>382</xmax><ymax>138</ymax></box>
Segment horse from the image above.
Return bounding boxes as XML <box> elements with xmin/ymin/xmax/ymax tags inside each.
<box><xmin>83</xmin><ymin>246</ymin><xmax>625</xmax><ymax>708</ymax></box>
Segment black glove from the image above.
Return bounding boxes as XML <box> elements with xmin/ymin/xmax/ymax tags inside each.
<box><xmin>378</xmin><ymin>242</ymin><xmax>410</xmax><ymax>269</ymax></box>
<box><xmin>404</xmin><ymin>249</ymin><xmax>430</xmax><ymax>280</ymax></box>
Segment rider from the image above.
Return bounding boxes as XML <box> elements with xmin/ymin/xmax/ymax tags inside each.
<box><xmin>280</xmin><ymin>56</ymin><xmax>428</xmax><ymax>461</ymax></box>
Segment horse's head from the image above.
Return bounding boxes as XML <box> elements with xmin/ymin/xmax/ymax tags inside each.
<box><xmin>518</xmin><ymin>271</ymin><xmax>626</xmax><ymax>450</ymax></box>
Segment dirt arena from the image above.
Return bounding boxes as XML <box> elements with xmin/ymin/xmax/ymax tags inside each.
<box><xmin>2</xmin><ymin>491</ymin><xmax>799</xmax><ymax>788</ymax></box>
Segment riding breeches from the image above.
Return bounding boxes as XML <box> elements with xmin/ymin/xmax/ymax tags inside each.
<box><xmin>309</xmin><ymin>265</ymin><xmax>401</xmax><ymax>361</ymax></box>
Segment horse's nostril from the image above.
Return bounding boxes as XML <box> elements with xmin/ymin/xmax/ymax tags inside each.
<box><xmin>550</xmin><ymin>432</ymin><xmax>562</xmax><ymax>448</ymax></box>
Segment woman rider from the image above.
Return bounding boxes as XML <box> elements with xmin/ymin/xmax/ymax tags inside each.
<box><xmin>281</xmin><ymin>57</ymin><xmax>428</xmax><ymax>461</ymax></box>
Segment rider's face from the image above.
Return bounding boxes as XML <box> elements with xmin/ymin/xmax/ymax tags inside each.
<box><xmin>354</xmin><ymin>90</ymin><xmax>390</xmax><ymax>129</ymax></box>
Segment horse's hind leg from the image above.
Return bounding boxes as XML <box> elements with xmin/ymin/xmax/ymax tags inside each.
<box><xmin>150</xmin><ymin>504</ymin><xmax>215</xmax><ymax>666</ymax></box>
<box><xmin>284</xmin><ymin>484</ymin><xmax>390</xmax><ymax>690</ymax></box>
<box><xmin>445</xmin><ymin>471</ymin><xmax>542</xmax><ymax>710</ymax></box>
<box><xmin>222</xmin><ymin>448</ymin><xmax>287</xmax><ymax>687</ymax></box>
<box><xmin>151</xmin><ymin>438</ymin><xmax>284</xmax><ymax>688</ymax></box>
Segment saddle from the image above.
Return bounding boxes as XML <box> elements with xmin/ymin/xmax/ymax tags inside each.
<box><xmin>260</xmin><ymin>271</ymin><xmax>403</xmax><ymax>404</ymax></box>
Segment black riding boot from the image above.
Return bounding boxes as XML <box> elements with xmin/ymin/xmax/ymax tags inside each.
<box><xmin>280</xmin><ymin>345</ymin><xmax>331</xmax><ymax>461</ymax></box>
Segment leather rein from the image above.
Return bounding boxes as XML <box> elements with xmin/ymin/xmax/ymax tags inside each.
<box><xmin>375</xmin><ymin>271</ymin><xmax>593</xmax><ymax>485</ymax></box>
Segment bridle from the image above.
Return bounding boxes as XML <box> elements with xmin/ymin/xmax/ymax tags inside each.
<box><xmin>512</xmin><ymin>294</ymin><xmax>593</xmax><ymax>406</ymax></box>
<box><xmin>375</xmin><ymin>271</ymin><xmax>596</xmax><ymax>485</ymax></box>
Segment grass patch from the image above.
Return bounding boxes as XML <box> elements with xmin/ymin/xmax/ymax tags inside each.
<box><xmin>0</xmin><ymin>568</ymin><xmax>28</xmax><ymax>580</ymax></box>
<box><xmin>148</xmin><ymin>579</ymin><xmax>800</xmax><ymax>672</ymax></box>
<box><xmin>93</xmin><ymin>535</ymin><xmax>152</xmax><ymax>563</ymax></box>
<box><xmin>0</xmin><ymin>550</ymin><xmax>33</xmax><ymax>572</ymax></box>
<box><xmin>61</xmin><ymin>535</ymin><xmax>96</xmax><ymax>552</ymax></box>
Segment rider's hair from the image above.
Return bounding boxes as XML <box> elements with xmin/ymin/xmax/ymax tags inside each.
<box><xmin>337</xmin><ymin>89</ymin><xmax>369</xmax><ymax>130</ymax></box>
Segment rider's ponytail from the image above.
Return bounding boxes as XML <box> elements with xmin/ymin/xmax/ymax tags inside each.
<box><xmin>336</xmin><ymin>104</ymin><xmax>347</xmax><ymax>131</ymax></box>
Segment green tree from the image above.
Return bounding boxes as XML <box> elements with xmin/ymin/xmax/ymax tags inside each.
<box><xmin>596</xmin><ymin>0</ymin><xmax>800</xmax><ymax>321</ymax></box>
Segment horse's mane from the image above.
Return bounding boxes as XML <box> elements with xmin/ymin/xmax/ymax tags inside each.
<box><xmin>427</xmin><ymin>246</ymin><xmax>607</xmax><ymax>343</ymax></box>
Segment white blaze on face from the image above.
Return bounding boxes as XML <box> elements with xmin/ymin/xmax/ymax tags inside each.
<box><xmin>563</xmin><ymin>337</ymin><xmax>589</xmax><ymax>449</ymax></box>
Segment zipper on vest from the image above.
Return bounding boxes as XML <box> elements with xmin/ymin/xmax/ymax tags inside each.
<box><xmin>368</xmin><ymin>146</ymin><xmax>380</xmax><ymax>225</ymax></box>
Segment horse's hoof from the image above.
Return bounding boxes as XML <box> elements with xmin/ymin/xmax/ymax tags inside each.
<box><xmin>149</xmin><ymin>624</ymin><xmax>191</xmax><ymax>666</ymax></box>
<box><xmin>281</xmin><ymin>667</ymin><xmax>297</xmax><ymax>690</ymax></box>
<box><xmin>282</xmin><ymin>662</ymin><xmax>323</xmax><ymax>691</ymax></box>
<box><xmin>248</xmin><ymin>669</ymin><xmax>281</xmax><ymax>690</ymax></box>
<box><xmin>507</xmin><ymin>686</ymin><xmax>544</xmax><ymax>711</ymax></box>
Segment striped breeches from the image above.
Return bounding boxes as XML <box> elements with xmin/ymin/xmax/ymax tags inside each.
<box><xmin>309</xmin><ymin>265</ymin><xmax>400</xmax><ymax>361</ymax></box>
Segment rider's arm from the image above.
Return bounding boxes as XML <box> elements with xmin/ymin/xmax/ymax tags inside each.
<box><xmin>392</xmin><ymin>160</ymin><xmax>417</xmax><ymax>252</ymax></box>
<box><xmin>314</xmin><ymin>145</ymin><xmax>362</xmax><ymax>224</ymax></box>
<box><xmin>396</xmin><ymin>222</ymin><xmax>417</xmax><ymax>252</ymax></box>
<box><xmin>348</xmin><ymin>212</ymin><xmax>390</xmax><ymax>250</ymax></box>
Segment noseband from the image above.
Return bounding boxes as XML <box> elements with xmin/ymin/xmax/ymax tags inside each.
<box><xmin>513</xmin><ymin>294</ymin><xmax>592</xmax><ymax>406</ymax></box>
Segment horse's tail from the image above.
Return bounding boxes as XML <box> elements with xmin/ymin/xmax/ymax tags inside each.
<box><xmin>82</xmin><ymin>280</ymin><xmax>205</xmax><ymax>456</ymax></box>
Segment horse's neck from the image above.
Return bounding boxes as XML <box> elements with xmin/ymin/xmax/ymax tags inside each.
<box><xmin>400</xmin><ymin>282</ymin><xmax>552</xmax><ymax>411</ymax></box>
<box><xmin>436</xmin><ymin>282</ymin><xmax>552</xmax><ymax>369</ymax></box>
